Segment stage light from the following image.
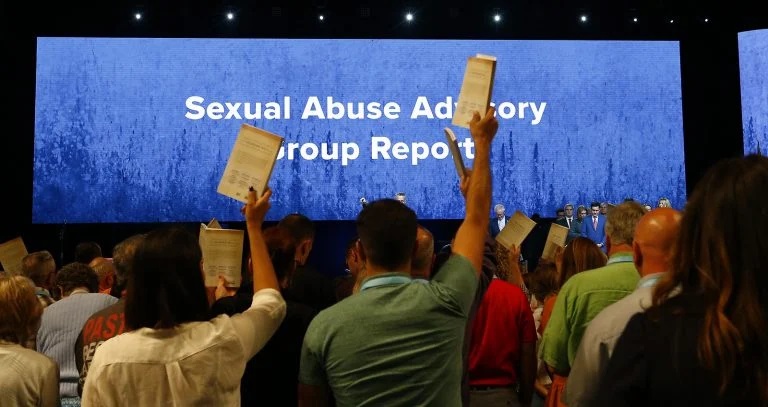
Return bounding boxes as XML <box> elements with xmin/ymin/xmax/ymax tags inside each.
<box><xmin>633</xmin><ymin>17</ymin><xmax>638</xmax><ymax>23</ymax></box>
<box><xmin>227</xmin><ymin>12</ymin><xmax>234</xmax><ymax>20</ymax></box>
<box><xmin>494</xmin><ymin>14</ymin><xmax>501</xmax><ymax>23</ymax></box>
<box><xmin>704</xmin><ymin>18</ymin><xmax>709</xmax><ymax>22</ymax></box>
<box><xmin>580</xmin><ymin>15</ymin><xmax>588</xmax><ymax>23</ymax></box>
<box><xmin>134</xmin><ymin>13</ymin><xmax>142</xmax><ymax>21</ymax></box>
<box><xmin>669</xmin><ymin>19</ymin><xmax>674</xmax><ymax>23</ymax></box>
<box><xmin>405</xmin><ymin>13</ymin><xmax>413</xmax><ymax>22</ymax></box>
<box><xmin>319</xmin><ymin>14</ymin><xmax>324</xmax><ymax>21</ymax></box>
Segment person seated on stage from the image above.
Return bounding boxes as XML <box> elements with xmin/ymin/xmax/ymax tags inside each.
<box><xmin>0</xmin><ymin>275</ymin><xmax>60</xmax><ymax>407</ymax></box>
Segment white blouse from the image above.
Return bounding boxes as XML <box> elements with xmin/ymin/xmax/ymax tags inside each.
<box><xmin>81</xmin><ymin>288</ymin><xmax>286</xmax><ymax>406</ymax></box>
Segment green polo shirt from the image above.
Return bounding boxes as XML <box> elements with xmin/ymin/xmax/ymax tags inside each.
<box><xmin>299</xmin><ymin>254</ymin><xmax>478</xmax><ymax>407</ymax></box>
<box><xmin>538</xmin><ymin>252</ymin><xmax>638</xmax><ymax>373</ymax></box>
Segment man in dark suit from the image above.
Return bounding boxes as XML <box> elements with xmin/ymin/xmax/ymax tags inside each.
<box><xmin>489</xmin><ymin>203</ymin><xmax>509</xmax><ymax>238</ymax></box>
<box><xmin>581</xmin><ymin>202</ymin><xmax>607</xmax><ymax>252</ymax></box>
<box><xmin>555</xmin><ymin>203</ymin><xmax>581</xmax><ymax>243</ymax></box>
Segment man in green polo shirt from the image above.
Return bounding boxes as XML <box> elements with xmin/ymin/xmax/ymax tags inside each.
<box><xmin>298</xmin><ymin>108</ymin><xmax>498</xmax><ymax>407</ymax></box>
<box><xmin>538</xmin><ymin>201</ymin><xmax>646</xmax><ymax>376</ymax></box>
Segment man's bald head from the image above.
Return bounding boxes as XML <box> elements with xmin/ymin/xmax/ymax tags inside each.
<box><xmin>411</xmin><ymin>225</ymin><xmax>434</xmax><ymax>280</ymax></box>
<box><xmin>632</xmin><ymin>208</ymin><xmax>683</xmax><ymax>277</ymax></box>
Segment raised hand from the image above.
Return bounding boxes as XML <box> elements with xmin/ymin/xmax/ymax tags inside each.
<box><xmin>469</xmin><ymin>107</ymin><xmax>499</xmax><ymax>145</ymax></box>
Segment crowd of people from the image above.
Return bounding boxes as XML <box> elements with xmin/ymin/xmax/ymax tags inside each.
<box><xmin>1</xmin><ymin>108</ymin><xmax>766</xmax><ymax>407</ymax></box>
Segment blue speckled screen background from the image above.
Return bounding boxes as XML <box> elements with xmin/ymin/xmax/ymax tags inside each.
<box><xmin>33</xmin><ymin>38</ymin><xmax>685</xmax><ymax>223</ymax></box>
<box><xmin>739</xmin><ymin>29</ymin><xmax>768</xmax><ymax>155</ymax></box>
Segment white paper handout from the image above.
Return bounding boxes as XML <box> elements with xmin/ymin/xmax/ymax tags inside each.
<box><xmin>199</xmin><ymin>219</ymin><xmax>244</xmax><ymax>287</ymax></box>
<box><xmin>217</xmin><ymin>124</ymin><xmax>284</xmax><ymax>203</ymax></box>
<box><xmin>452</xmin><ymin>54</ymin><xmax>497</xmax><ymax>128</ymax></box>
<box><xmin>495</xmin><ymin>211</ymin><xmax>536</xmax><ymax>250</ymax></box>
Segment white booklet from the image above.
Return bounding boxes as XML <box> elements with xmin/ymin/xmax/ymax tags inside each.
<box><xmin>495</xmin><ymin>210</ymin><xmax>536</xmax><ymax>250</ymax></box>
<box><xmin>444</xmin><ymin>127</ymin><xmax>467</xmax><ymax>178</ymax></box>
<box><xmin>541</xmin><ymin>223</ymin><xmax>570</xmax><ymax>260</ymax></box>
<box><xmin>217</xmin><ymin>124</ymin><xmax>284</xmax><ymax>203</ymax></box>
<box><xmin>199</xmin><ymin>219</ymin><xmax>244</xmax><ymax>287</ymax></box>
<box><xmin>452</xmin><ymin>54</ymin><xmax>497</xmax><ymax>128</ymax></box>
<box><xmin>0</xmin><ymin>237</ymin><xmax>28</xmax><ymax>275</ymax></box>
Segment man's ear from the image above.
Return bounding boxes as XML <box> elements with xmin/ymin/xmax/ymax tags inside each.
<box><xmin>296</xmin><ymin>240</ymin><xmax>312</xmax><ymax>264</ymax></box>
<box><xmin>356</xmin><ymin>240</ymin><xmax>367</xmax><ymax>263</ymax></box>
<box><xmin>412</xmin><ymin>239</ymin><xmax>420</xmax><ymax>259</ymax></box>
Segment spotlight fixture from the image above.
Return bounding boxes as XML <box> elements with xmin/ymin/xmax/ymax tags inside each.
<box><xmin>633</xmin><ymin>17</ymin><xmax>638</xmax><ymax>23</ymax></box>
<box><xmin>580</xmin><ymin>15</ymin><xmax>588</xmax><ymax>23</ymax></box>
<box><xmin>669</xmin><ymin>19</ymin><xmax>674</xmax><ymax>23</ymax></box>
<box><xmin>319</xmin><ymin>14</ymin><xmax>325</xmax><ymax>21</ymax></box>
<box><xmin>405</xmin><ymin>13</ymin><xmax>414</xmax><ymax>22</ymax></box>
<box><xmin>493</xmin><ymin>14</ymin><xmax>501</xmax><ymax>23</ymax></box>
<box><xmin>704</xmin><ymin>18</ymin><xmax>709</xmax><ymax>22</ymax></box>
<box><xmin>134</xmin><ymin>13</ymin><xmax>142</xmax><ymax>21</ymax></box>
<box><xmin>226</xmin><ymin>12</ymin><xmax>234</xmax><ymax>20</ymax></box>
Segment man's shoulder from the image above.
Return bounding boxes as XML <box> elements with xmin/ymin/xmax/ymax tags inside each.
<box><xmin>490</xmin><ymin>279</ymin><xmax>526</xmax><ymax>299</ymax></box>
<box><xmin>561</xmin><ymin>263</ymin><xmax>637</xmax><ymax>293</ymax></box>
<box><xmin>86</xmin><ymin>300</ymin><xmax>126</xmax><ymax>320</ymax></box>
<box><xmin>585</xmin><ymin>287</ymin><xmax>652</xmax><ymax>340</ymax></box>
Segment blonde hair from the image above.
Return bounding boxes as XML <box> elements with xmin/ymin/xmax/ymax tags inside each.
<box><xmin>0</xmin><ymin>276</ymin><xmax>43</xmax><ymax>345</ymax></box>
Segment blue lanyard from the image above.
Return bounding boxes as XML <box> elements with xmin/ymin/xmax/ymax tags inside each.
<box><xmin>360</xmin><ymin>275</ymin><xmax>413</xmax><ymax>291</ymax></box>
<box><xmin>607</xmin><ymin>254</ymin><xmax>634</xmax><ymax>265</ymax></box>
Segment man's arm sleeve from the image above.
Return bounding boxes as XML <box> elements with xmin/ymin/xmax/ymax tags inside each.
<box><xmin>431</xmin><ymin>254</ymin><xmax>480</xmax><ymax>317</ymax></box>
<box><xmin>537</xmin><ymin>290</ymin><xmax>571</xmax><ymax>374</ymax></box>
<box><xmin>593</xmin><ymin>313</ymin><xmax>649</xmax><ymax>407</ymax></box>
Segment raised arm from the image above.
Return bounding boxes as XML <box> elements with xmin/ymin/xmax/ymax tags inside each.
<box><xmin>244</xmin><ymin>187</ymin><xmax>280</xmax><ymax>292</ymax></box>
<box><xmin>451</xmin><ymin>108</ymin><xmax>498</xmax><ymax>274</ymax></box>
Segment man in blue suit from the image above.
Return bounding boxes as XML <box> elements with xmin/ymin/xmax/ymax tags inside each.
<box><xmin>581</xmin><ymin>201</ymin><xmax>607</xmax><ymax>252</ymax></box>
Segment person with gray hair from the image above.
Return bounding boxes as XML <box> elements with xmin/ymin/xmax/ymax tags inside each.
<box><xmin>538</xmin><ymin>201</ymin><xmax>646</xmax><ymax>406</ymax></box>
<box><xmin>489</xmin><ymin>203</ymin><xmax>509</xmax><ymax>238</ymax></box>
<box><xmin>21</xmin><ymin>250</ymin><xmax>57</xmax><ymax>308</ymax></box>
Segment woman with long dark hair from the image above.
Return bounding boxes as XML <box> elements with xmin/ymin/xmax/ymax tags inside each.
<box><xmin>597</xmin><ymin>154</ymin><xmax>768</xmax><ymax>405</ymax></box>
<box><xmin>82</xmin><ymin>188</ymin><xmax>286</xmax><ymax>405</ymax></box>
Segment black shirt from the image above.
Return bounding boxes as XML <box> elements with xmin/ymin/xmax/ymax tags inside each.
<box><xmin>210</xmin><ymin>292</ymin><xmax>317</xmax><ymax>407</ymax></box>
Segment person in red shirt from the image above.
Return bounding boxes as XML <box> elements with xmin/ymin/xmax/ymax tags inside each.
<box><xmin>468</xmin><ymin>276</ymin><xmax>537</xmax><ymax>407</ymax></box>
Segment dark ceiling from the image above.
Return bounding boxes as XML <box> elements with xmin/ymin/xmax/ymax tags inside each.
<box><xmin>5</xmin><ymin>0</ymin><xmax>767</xmax><ymax>40</ymax></box>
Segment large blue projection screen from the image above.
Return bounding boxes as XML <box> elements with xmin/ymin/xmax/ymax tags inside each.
<box><xmin>34</xmin><ymin>38</ymin><xmax>685</xmax><ymax>223</ymax></box>
<box><xmin>739</xmin><ymin>29</ymin><xmax>768</xmax><ymax>155</ymax></box>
